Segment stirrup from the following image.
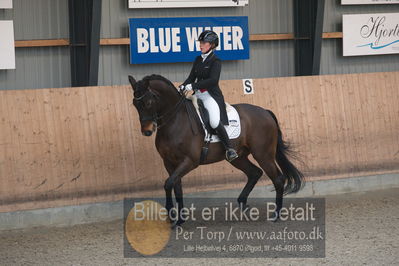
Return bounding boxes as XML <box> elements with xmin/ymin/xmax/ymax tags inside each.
<box><xmin>226</xmin><ymin>148</ymin><xmax>238</xmax><ymax>162</ymax></box>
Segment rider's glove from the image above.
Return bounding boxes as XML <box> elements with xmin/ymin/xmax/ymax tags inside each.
<box><xmin>184</xmin><ymin>84</ymin><xmax>193</xmax><ymax>91</ymax></box>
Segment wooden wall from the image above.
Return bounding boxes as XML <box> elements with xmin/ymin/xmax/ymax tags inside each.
<box><xmin>1</xmin><ymin>72</ymin><xmax>398</xmax><ymax>212</ymax></box>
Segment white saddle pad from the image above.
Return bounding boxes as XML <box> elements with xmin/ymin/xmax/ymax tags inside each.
<box><xmin>187</xmin><ymin>95</ymin><xmax>241</xmax><ymax>143</ymax></box>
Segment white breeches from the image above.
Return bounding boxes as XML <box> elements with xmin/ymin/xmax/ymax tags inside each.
<box><xmin>196</xmin><ymin>90</ymin><xmax>220</xmax><ymax>129</ymax></box>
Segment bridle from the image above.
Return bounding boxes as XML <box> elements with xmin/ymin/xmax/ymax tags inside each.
<box><xmin>134</xmin><ymin>88</ymin><xmax>187</xmax><ymax>130</ymax></box>
<box><xmin>133</xmin><ymin>89</ymin><xmax>159</xmax><ymax>123</ymax></box>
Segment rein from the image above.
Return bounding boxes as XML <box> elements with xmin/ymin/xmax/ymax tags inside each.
<box><xmin>134</xmin><ymin>79</ymin><xmax>198</xmax><ymax>134</ymax></box>
<box><xmin>155</xmin><ymin>91</ymin><xmax>186</xmax><ymax>129</ymax></box>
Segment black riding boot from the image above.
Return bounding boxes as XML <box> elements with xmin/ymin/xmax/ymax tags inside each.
<box><xmin>215</xmin><ymin>122</ymin><xmax>238</xmax><ymax>162</ymax></box>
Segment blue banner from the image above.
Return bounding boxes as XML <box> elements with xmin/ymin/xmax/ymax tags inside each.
<box><xmin>129</xmin><ymin>16</ymin><xmax>249</xmax><ymax>64</ymax></box>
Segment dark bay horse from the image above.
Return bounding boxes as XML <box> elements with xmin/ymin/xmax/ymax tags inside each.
<box><xmin>128</xmin><ymin>74</ymin><xmax>304</xmax><ymax>225</ymax></box>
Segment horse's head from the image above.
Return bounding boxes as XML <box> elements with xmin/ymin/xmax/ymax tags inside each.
<box><xmin>129</xmin><ymin>75</ymin><xmax>160</xmax><ymax>136</ymax></box>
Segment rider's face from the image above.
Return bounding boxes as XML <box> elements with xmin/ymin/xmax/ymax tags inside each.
<box><xmin>199</xmin><ymin>41</ymin><xmax>212</xmax><ymax>54</ymax></box>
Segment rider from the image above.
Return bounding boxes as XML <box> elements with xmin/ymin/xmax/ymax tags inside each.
<box><xmin>179</xmin><ymin>30</ymin><xmax>239</xmax><ymax>162</ymax></box>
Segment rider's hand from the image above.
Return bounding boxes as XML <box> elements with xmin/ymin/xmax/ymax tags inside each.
<box><xmin>184</xmin><ymin>84</ymin><xmax>193</xmax><ymax>91</ymax></box>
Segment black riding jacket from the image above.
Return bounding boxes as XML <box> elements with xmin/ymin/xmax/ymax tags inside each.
<box><xmin>183</xmin><ymin>52</ymin><xmax>229</xmax><ymax>125</ymax></box>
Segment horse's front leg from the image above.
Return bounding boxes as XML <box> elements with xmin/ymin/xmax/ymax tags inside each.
<box><xmin>163</xmin><ymin>158</ymin><xmax>194</xmax><ymax>225</ymax></box>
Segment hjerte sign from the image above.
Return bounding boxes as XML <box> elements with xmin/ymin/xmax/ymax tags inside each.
<box><xmin>343</xmin><ymin>13</ymin><xmax>399</xmax><ymax>56</ymax></box>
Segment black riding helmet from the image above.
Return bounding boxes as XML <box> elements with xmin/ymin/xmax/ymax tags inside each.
<box><xmin>198</xmin><ymin>30</ymin><xmax>219</xmax><ymax>48</ymax></box>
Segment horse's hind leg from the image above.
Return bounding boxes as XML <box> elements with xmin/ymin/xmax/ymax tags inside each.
<box><xmin>230</xmin><ymin>155</ymin><xmax>263</xmax><ymax>208</ymax></box>
<box><xmin>252</xmin><ymin>154</ymin><xmax>285</xmax><ymax>220</ymax></box>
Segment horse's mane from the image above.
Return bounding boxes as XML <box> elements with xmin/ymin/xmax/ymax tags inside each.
<box><xmin>141</xmin><ymin>74</ymin><xmax>177</xmax><ymax>90</ymax></box>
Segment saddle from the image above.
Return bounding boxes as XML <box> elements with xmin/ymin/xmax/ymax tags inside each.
<box><xmin>186</xmin><ymin>94</ymin><xmax>241</xmax><ymax>163</ymax></box>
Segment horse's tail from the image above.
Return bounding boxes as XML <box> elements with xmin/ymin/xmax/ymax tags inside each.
<box><xmin>267</xmin><ymin>110</ymin><xmax>305</xmax><ymax>194</ymax></box>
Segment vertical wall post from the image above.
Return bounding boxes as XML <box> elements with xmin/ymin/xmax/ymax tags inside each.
<box><xmin>68</xmin><ymin>0</ymin><xmax>102</xmax><ymax>86</ymax></box>
<box><xmin>294</xmin><ymin>0</ymin><xmax>325</xmax><ymax>76</ymax></box>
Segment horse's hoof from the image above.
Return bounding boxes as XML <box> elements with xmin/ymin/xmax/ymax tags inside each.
<box><xmin>269</xmin><ymin>211</ymin><xmax>279</xmax><ymax>222</ymax></box>
<box><xmin>171</xmin><ymin>219</ymin><xmax>185</xmax><ymax>229</ymax></box>
<box><xmin>176</xmin><ymin>219</ymin><xmax>186</xmax><ymax>226</ymax></box>
<box><xmin>171</xmin><ymin>222</ymin><xmax>179</xmax><ymax>229</ymax></box>
<box><xmin>240</xmin><ymin>204</ymin><xmax>250</xmax><ymax>211</ymax></box>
